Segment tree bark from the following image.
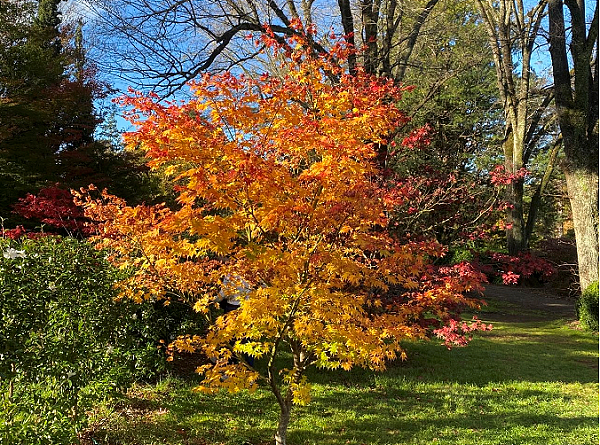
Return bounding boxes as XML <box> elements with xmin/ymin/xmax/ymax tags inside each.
<box><xmin>548</xmin><ymin>0</ymin><xmax>599</xmax><ymax>291</ymax></box>
<box><xmin>394</xmin><ymin>0</ymin><xmax>439</xmax><ymax>80</ymax></box>
<box><xmin>506</xmin><ymin>178</ymin><xmax>526</xmax><ymax>254</ymax></box>
<box><xmin>336</xmin><ymin>0</ymin><xmax>357</xmax><ymax>73</ymax></box>
<box><xmin>565</xmin><ymin>166</ymin><xmax>599</xmax><ymax>291</ymax></box>
<box><xmin>274</xmin><ymin>399</ymin><xmax>293</xmax><ymax>445</ymax></box>
<box><xmin>503</xmin><ymin>126</ymin><xmax>527</xmax><ymax>254</ymax></box>
<box><xmin>524</xmin><ymin>138</ymin><xmax>561</xmax><ymax>246</ymax></box>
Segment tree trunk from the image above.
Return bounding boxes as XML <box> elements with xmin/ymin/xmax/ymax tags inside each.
<box><xmin>548</xmin><ymin>0</ymin><xmax>599</xmax><ymax>291</ymax></box>
<box><xmin>336</xmin><ymin>0</ymin><xmax>357</xmax><ymax>73</ymax></box>
<box><xmin>524</xmin><ymin>139</ymin><xmax>561</xmax><ymax>246</ymax></box>
<box><xmin>361</xmin><ymin>0</ymin><xmax>379</xmax><ymax>74</ymax></box>
<box><xmin>394</xmin><ymin>0</ymin><xmax>440</xmax><ymax>82</ymax></box>
<box><xmin>503</xmin><ymin>129</ymin><xmax>527</xmax><ymax>255</ymax></box>
<box><xmin>476</xmin><ymin>0</ymin><xmax>549</xmax><ymax>256</ymax></box>
<box><xmin>274</xmin><ymin>399</ymin><xmax>293</xmax><ymax>445</ymax></box>
<box><xmin>564</xmin><ymin>166</ymin><xmax>599</xmax><ymax>291</ymax></box>
<box><xmin>506</xmin><ymin>178</ymin><xmax>526</xmax><ymax>255</ymax></box>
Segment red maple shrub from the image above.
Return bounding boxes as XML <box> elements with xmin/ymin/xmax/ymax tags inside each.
<box><xmin>10</xmin><ymin>186</ymin><xmax>91</xmax><ymax>237</ymax></box>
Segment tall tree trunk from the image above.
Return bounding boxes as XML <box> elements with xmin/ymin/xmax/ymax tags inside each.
<box><xmin>476</xmin><ymin>0</ymin><xmax>549</xmax><ymax>255</ymax></box>
<box><xmin>337</xmin><ymin>0</ymin><xmax>357</xmax><ymax>73</ymax></box>
<box><xmin>394</xmin><ymin>0</ymin><xmax>440</xmax><ymax>81</ymax></box>
<box><xmin>503</xmin><ymin>128</ymin><xmax>527</xmax><ymax>254</ymax></box>
<box><xmin>361</xmin><ymin>0</ymin><xmax>379</xmax><ymax>74</ymax></box>
<box><xmin>565</xmin><ymin>164</ymin><xmax>599</xmax><ymax>290</ymax></box>
<box><xmin>548</xmin><ymin>0</ymin><xmax>599</xmax><ymax>291</ymax></box>
<box><xmin>525</xmin><ymin>138</ymin><xmax>562</xmax><ymax>246</ymax></box>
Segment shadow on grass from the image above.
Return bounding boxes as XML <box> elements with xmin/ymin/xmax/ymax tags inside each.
<box><xmin>303</xmin><ymin>319</ymin><xmax>598</xmax><ymax>388</ymax></box>
<box><xmin>290</xmin><ymin>399</ymin><xmax>597</xmax><ymax>445</ymax></box>
<box><xmin>89</xmin><ymin>308</ymin><xmax>598</xmax><ymax>445</ymax></box>
<box><xmin>90</xmin><ymin>383</ymin><xmax>278</xmax><ymax>445</ymax></box>
<box><xmin>285</xmin><ymin>316</ymin><xmax>599</xmax><ymax>444</ymax></box>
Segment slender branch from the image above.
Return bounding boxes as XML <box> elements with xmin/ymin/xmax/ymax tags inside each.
<box><xmin>524</xmin><ymin>135</ymin><xmax>562</xmax><ymax>245</ymax></box>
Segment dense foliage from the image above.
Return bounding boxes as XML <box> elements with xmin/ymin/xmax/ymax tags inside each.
<box><xmin>0</xmin><ymin>0</ymin><xmax>99</xmax><ymax>220</ymax></box>
<box><xmin>577</xmin><ymin>281</ymin><xmax>599</xmax><ymax>331</ymax></box>
<box><xmin>0</xmin><ymin>0</ymin><xmax>168</xmax><ymax>230</ymax></box>
<box><xmin>0</xmin><ymin>236</ymin><xmax>206</xmax><ymax>444</ymax></box>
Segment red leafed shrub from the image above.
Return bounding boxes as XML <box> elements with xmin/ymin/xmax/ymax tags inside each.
<box><xmin>434</xmin><ymin>317</ymin><xmax>493</xmax><ymax>349</ymax></box>
<box><xmin>385</xmin><ymin>164</ymin><xmax>508</xmax><ymax>247</ymax></box>
<box><xmin>378</xmin><ymin>259</ymin><xmax>490</xmax><ymax>344</ymax></box>
<box><xmin>468</xmin><ymin>251</ymin><xmax>555</xmax><ymax>286</ymax></box>
<box><xmin>489</xmin><ymin>252</ymin><xmax>555</xmax><ymax>285</ymax></box>
<box><xmin>1</xmin><ymin>226</ymin><xmax>29</xmax><ymax>240</ymax></box>
<box><xmin>12</xmin><ymin>186</ymin><xmax>91</xmax><ymax>236</ymax></box>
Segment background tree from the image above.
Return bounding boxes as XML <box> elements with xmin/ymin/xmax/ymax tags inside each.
<box><xmin>0</xmin><ymin>0</ymin><xmax>104</xmax><ymax>224</ymax></box>
<box><xmin>84</xmin><ymin>0</ymin><xmax>446</xmax><ymax>93</ymax></box>
<box><xmin>547</xmin><ymin>0</ymin><xmax>598</xmax><ymax>291</ymax></box>
<box><xmin>78</xmin><ymin>39</ymin><xmax>489</xmax><ymax>445</ymax></box>
<box><xmin>0</xmin><ymin>0</ymin><xmax>171</xmax><ymax>230</ymax></box>
<box><xmin>0</xmin><ymin>0</ymin><xmax>66</xmax><ymax>220</ymax></box>
<box><xmin>389</xmin><ymin>1</ymin><xmax>506</xmax><ymax>246</ymax></box>
<box><xmin>475</xmin><ymin>0</ymin><xmax>560</xmax><ymax>255</ymax></box>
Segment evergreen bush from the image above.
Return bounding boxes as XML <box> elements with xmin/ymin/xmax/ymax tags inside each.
<box><xmin>577</xmin><ymin>281</ymin><xmax>599</xmax><ymax>331</ymax></box>
<box><xmin>0</xmin><ymin>236</ymin><xmax>204</xmax><ymax>444</ymax></box>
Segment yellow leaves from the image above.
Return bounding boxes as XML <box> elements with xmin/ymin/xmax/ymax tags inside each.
<box><xmin>169</xmin><ymin>334</ymin><xmax>203</xmax><ymax>355</ymax></box>
<box><xmin>233</xmin><ymin>341</ymin><xmax>268</xmax><ymax>360</ymax></box>
<box><xmin>194</xmin><ymin>363</ymin><xmax>260</xmax><ymax>395</ymax></box>
<box><xmin>192</xmin><ymin>295</ymin><xmax>213</xmax><ymax>314</ymax></box>
<box><xmin>189</xmin><ymin>215</ymin><xmax>237</xmax><ymax>254</ymax></box>
<box><xmin>283</xmin><ymin>371</ymin><xmax>312</xmax><ymax>406</ymax></box>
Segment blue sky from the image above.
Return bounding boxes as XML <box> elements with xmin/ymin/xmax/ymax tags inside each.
<box><xmin>59</xmin><ymin>0</ymin><xmax>590</xmax><ymax>136</ymax></box>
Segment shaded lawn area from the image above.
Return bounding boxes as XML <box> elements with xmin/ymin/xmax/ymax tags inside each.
<box><xmin>86</xmin><ymin>298</ymin><xmax>599</xmax><ymax>445</ymax></box>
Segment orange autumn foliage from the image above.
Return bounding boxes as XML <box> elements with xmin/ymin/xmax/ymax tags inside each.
<box><xmin>76</xmin><ymin>34</ymin><xmax>488</xmax><ymax>444</ymax></box>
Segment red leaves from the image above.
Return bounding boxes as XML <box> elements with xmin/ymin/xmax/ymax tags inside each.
<box><xmin>489</xmin><ymin>164</ymin><xmax>530</xmax><ymax>186</ymax></box>
<box><xmin>436</xmin><ymin>261</ymin><xmax>489</xmax><ymax>294</ymax></box>
<box><xmin>12</xmin><ymin>186</ymin><xmax>91</xmax><ymax>236</ymax></box>
<box><xmin>1</xmin><ymin>226</ymin><xmax>30</xmax><ymax>240</ymax></box>
<box><xmin>400</xmin><ymin>123</ymin><xmax>434</xmax><ymax>150</ymax></box>
<box><xmin>434</xmin><ymin>317</ymin><xmax>492</xmax><ymax>349</ymax></box>
<box><xmin>387</xmin><ymin>167</ymin><xmax>505</xmax><ymax>244</ymax></box>
<box><xmin>488</xmin><ymin>252</ymin><xmax>555</xmax><ymax>285</ymax></box>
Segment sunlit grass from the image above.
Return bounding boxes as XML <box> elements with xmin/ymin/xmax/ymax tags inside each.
<box><xmin>87</xmin><ymin>298</ymin><xmax>599</xmax><ymax>445</ymax></box>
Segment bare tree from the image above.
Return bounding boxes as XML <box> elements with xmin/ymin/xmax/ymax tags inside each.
<box><xmin>475</xmin><ymin>0</ymin><xmax>558</xmax><ymax>254</ymax></box>
<box><xmin>81</xmin><ymin>0</ymin><xmax>446</xmax><ymax>94</ymax></box>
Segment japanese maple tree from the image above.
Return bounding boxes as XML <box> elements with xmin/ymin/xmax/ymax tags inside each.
<box><xmin>77</xmin><ymin>31</ymin><xmax>489</xmax><ymax>445</ymax></box>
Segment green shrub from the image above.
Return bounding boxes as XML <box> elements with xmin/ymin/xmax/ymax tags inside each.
<box><xmin>577</xmin><ymin>281</ymin><xmax>599</xmax><ymax>331</ymax></box>
<box><xmin>0</xmin><ymin>236</ymin><xmax>206</xmax><ymax>444</ymax></box>
<box><xmin>447</xmin><ymin>246</ymin><xmax>475</xmax><ymax>265</ymax></box>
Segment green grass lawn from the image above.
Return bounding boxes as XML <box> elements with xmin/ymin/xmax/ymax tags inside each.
<box><xmin>86</xmin><ymin>298</ymin><xmax>599</xmax><ymax>445</ymax></box>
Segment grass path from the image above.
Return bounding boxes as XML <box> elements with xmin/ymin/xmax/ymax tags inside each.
<box><xmin>86</xmin><ymin>290</ymin><xmax>599</xmax><ymax>445</ymax></box>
